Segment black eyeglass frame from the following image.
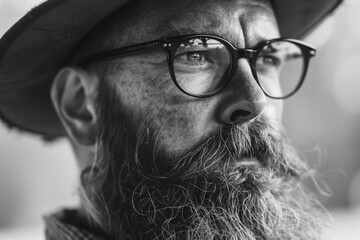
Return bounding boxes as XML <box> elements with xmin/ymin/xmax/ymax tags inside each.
<box><xmin>78</xmin><ymin>34</ymin><xmax>316</xmax><ymax>99</ymax></box>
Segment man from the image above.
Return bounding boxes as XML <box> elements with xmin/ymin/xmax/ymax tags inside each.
<box><xmin>0</xmin><ymin>0</ymin><xmax>342</xmax><ymax>239</ymax></box>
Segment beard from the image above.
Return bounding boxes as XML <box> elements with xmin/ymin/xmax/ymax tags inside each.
<box><xmin>79</xmin><ymin>81</ymin><xmax>330</xmax><ymax>240</ymax></box>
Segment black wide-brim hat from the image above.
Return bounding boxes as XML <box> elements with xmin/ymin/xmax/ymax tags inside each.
<box><xmin>0</xmin><ymin>0</ymin><xmax>343</xmax><ymax>139</ymax></box>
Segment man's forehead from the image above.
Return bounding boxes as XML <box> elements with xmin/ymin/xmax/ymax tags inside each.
<box><xmin>95</xmin><ymin>0</ymin><xmax>278</xmax><ymax>51</ymax></box>
<box><xmin>149</xmin><ymin>0</ymin><xmax>277</xmax><ymax>45</ymax></box>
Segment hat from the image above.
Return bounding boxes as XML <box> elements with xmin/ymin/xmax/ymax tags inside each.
<box><xmin>0</xmin><ymin>0</ymin><xmax>343</xmax><ymax>139</ymax></box>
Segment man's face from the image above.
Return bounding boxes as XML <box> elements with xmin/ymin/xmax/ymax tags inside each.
<box><xmin>102</xmin><ymin>0</ymin><xmax>282</xmax><ymax>156</ymax></box>
<box><xmin>77</xmin><ymin>0</ymin><xmax>326</xmax><ymax>239</ymax></box>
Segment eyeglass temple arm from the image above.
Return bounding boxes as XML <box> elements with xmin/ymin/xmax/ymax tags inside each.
<box><xmin>78</xmin><ymin>40</ymin><xmax>165</xmax><ymax>67</ymax></box>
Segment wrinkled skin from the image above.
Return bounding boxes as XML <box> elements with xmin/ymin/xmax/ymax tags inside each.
<box><xmin>100</xmin><ymin>0</ymin><xmax>282</xmax><ymax>155</ymax></box>
<box><xmin>51</xmin><ymin>0</ymin><xmax>330</xmax><ymax>239</ymax></box>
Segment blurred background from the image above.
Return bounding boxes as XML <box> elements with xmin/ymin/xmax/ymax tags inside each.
<box><xmin>0</xmin><ymin>0</ymin><xmax>359</xmax><ymax>239</ymax></box>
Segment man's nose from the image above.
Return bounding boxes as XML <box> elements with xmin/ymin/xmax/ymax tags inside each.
<box><xmin>218</xmin><ymin>59</ymin><xmax>266</xmax><ymax>125</ymax></box>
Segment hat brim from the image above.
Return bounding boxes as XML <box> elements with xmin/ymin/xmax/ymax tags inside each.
<box><xmin>0</xmin><ymin>0</ymin><xmax>342</xmax><ymax>138</ymax></box>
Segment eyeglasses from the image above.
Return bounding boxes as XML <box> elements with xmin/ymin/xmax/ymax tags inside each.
<box><xmin>79</xmin><ymin>34</ymin><xmax>316</xmax><ymax>99</ymax></box>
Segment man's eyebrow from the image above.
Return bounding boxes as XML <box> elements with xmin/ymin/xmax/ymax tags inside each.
<box><xmin>170</xmin><ymin>22</ymin><xmax>185</xmax><ymax>35</ymax></box>
<box><xmin>160</xmin><ymin>26</ymin><xmax>224</xmax><ymax>39</ymax></box>
<box><xmin>164</xmin><ymin>21</ymin><xmax>239</xmax><ymax>44</ymax></box>
<box><xmin>161</xmin><ymin>26</ymin><xmax>199</xmax><ymax>38</ymax></box>
<box><xmin>158</xmin><ymin>23</ymin><xmax>272</xmax><ymax>48</ymax></box>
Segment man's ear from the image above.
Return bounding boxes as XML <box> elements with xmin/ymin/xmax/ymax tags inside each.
<box><xmin>51</xmin><ymin>67</ymin><xmax>99</xmax><ymax>146</ymax></box>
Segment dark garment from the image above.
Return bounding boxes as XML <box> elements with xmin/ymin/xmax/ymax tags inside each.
<box><xmin>44</xmin><ymin>209</ymin><xmax>108</xmax><ymax>240</ymax></box>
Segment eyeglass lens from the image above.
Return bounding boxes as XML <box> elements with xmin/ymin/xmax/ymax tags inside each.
<box><xmin>173</xmin><ymin>37</ymin><xmax>305</xmax><ymax>98</ymax></box>
<box><xmin>174</xmin><ymin>38</ymin><xmax>231</xmax><ymax>96</ymax></box>
<box><xmin>255</xmin><ymin>41</ymin><xmax>304</xmax><ymax>98</ymax></box>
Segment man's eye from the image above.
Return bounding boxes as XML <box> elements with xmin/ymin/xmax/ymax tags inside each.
<box><xmin>175</xmin><ymin>51</ymin><xmax>212</xmax><ymax>67</ymax></box>
<box><xmin>186</xmin><ymin>52</ymin><xmax>203</xmax><ymax>62</ymax></box>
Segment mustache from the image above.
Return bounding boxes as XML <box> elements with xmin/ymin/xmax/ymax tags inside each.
<box><xmin>136</xmin><ymin>117</ymin><xmax>307</xmax><ymax>182</ymax></box>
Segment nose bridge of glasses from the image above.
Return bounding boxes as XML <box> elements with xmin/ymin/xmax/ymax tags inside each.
<box><xmin>236</xmin><ymin>48</ymin><xmax>256</xmax><ymax>61</ymax></box>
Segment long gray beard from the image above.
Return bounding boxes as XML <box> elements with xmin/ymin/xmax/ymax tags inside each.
<box><xmin>79</xmin><ymin>83</ymin><xmax>330</xmax><ymax>240</ymax></box>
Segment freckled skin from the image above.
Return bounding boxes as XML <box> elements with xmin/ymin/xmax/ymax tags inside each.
<box><xmin>104</xmin><ymin>0</ymin><xmax>283</xmax><ymax>155</ymax></box>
